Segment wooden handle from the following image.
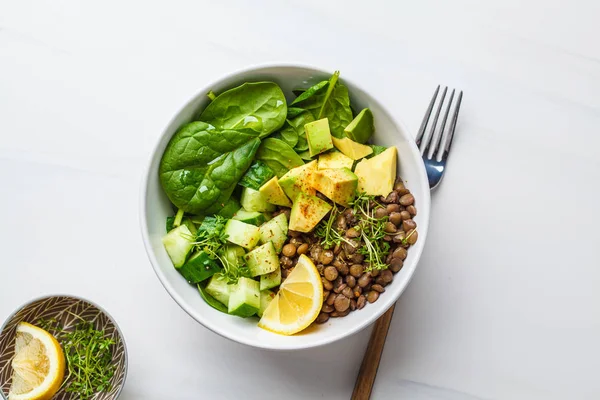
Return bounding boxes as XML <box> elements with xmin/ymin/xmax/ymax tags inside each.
<box><xmin>351</xmin><ymin>303</ymin><xmax>396</xmax><ymax>400</ymax></box>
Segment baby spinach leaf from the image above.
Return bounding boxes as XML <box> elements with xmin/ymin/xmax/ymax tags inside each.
<box><xmin>198</xmin><ymin>284</ymin><xmax>228</xmax><ymax>313</ymax></box>
<box><xmin>368</xmin><ymin>145</ymin><xmax>387</xmax><ymax>158</ymax></box>
<box><xmin>198</xmin><ymin>82</ymin><xmax>287</xmax><ymax>138</ymax></box>
<box><xmin>159</xmin><ymin>121</ymin><xmax>261</xmax><ymax>215</ymax></box>
<box><xmin>287</xmin><ymin>107</ymin><xmax>306</xmax><ymax>118</ymax></box>
<box><xmin>297</xmin><ymin>150</ymin><xmax>313</xmax><ymax>161</ymax></box>
<box><xmin>278</xmin><ymin>111</ymin><xmax>314</xmax><ymax>152</ymax></box>
<box><xmin>290</xmin><ymin>71</ymin><xmax>353</xmax><ymax>138</ymax></box>
<box><xmin>255</xmin><ymin>138</ymin><xmax>304</xmax><ymax>177</ymax></box>
<box><xmin>238</xmin><ymin>161</ymin><xmax>275</xmax><ymax>190</ymax></box>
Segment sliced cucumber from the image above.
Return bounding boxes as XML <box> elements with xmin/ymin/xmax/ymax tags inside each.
<box><xmin>258</xmin><ymin>290</ymin><xmax>276</xmax><ymax>317</ymax></box>
<box><xmin>232</xmin><ymin>209</ymin><xmax>268</xmax><ymax>226</ymax></box>
<box><xmin>244</xmin><ymin>242</ymin><xmax>280</xmax><ymax>277</ymax></box>
<box><xmin>258</xmin><ymin>213</ymin><xmax>288</xmax><ymax>253</ymax></box>
<box><xmin>205</xmin><ymin>274</ymin><xmax>233</xmax><ymax>307</ymax></box>
<box><xmin>217</xmin><ymin>196</ymin><xmax>241</xmax><ymax>219</ymax></box>
<box><xmin>182</xmin><ymin>218</ymin><xmax>197</xmax><ymax>236</ymax></box>
<box><xmin>198</xmin><ymin>284</ymin><xmax>228</xmax><ymax>313</ymax></box>
<box><xmin>240</xmin><ymin>187</ymin><xmax>276</xmax><ymax>213</ymax></box>
<box><xmin>224</xmin><ymin>219</ymin><xmax>261</xmax><ymax>250</ymax></box>
<box><xmin>260</xmin><ymin>267</ymin><xmax>281</xmax><ymax>291</ymax></box>
<box><xmin>228</xmin><ymin>277</ymin><xmax>260</xmax><ymax>317</ymax></box>
<box><xmin>177</xmin><ymin>251</ymin><xmax>220</xmax><ymax>284</ymax></box>
<box><xmin>162</xmin><ymin>225</ymin><xmax>194</xmax><ymax>268</ymax></box>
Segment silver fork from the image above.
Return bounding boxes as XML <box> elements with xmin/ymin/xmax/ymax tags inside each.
<box><xmin>352</xmin><ymin>85</ymin><xmax>463</xmax><ymax>400</ymax></box>
<box><xmin>416</xmin><ymin>85</ymin><xmax>463</xmax><ymax>189</ymax></box>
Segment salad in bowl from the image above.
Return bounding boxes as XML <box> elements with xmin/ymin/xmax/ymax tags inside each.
<box><xmin>141</xmin><ymin>65</ymin><xmax>430</xmax><ymax>349</ymax></box>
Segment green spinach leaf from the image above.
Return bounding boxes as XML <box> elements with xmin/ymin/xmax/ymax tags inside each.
<box><xmin>255</xmin><ymin>138</ymin><xmax>304</xmax><ymax>177</ymax></box>
<box><xmin>198</xmin><ymin>283</ymin><xmax>228</xmax><ymax>313</ymax></box>
<box><xmin>159</xmin><ymin>121</ymin><xmax>261</xmax><ymax>215</ymax></box>
<box><xmin>368</xmin><ymin>145</ymin><xmax>387</xmax><ymax>158</ymax></box>
<box><xmin>290</xmin><ymin>71</ymin><xmax>353</xmax><ymax>138</ymax></box>
<box><xmin>198</xmin><ymin>82</ymin><xmax>287</xmax><ymax>137</ymax></box>
<box><xmin>277</xmin><ymin>111</ymin><xmax>315</xmax><ymax>152</ymax></box>
<box><xmin>297</xmin><ymin>150</ymin><xmax>313</xmax><ymax>161</ymax></box>
<box><xmin>238</xmin><ymin>161</ymin><xmax>275</xmax><ymax>190</ymax></box>
<box><xmin>287</xmin><ymin>107</ymin><xmax>306</xmax><ymax>118</ymax></box>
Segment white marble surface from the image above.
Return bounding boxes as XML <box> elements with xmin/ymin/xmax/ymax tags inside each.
<box><xmin>1</xmin><ymin>0</ymin><xmax>599</xmax><ymax>399</ymax></box>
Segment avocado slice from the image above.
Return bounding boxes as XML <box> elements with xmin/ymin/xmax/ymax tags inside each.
<box><xmin>354</xmin><ymin>146</ymin><xmax>398</xmax><ymax>196</ymax></box>
<box><xmin>317</xmin><ymin>150</ymin><xmax>354</xmax><ymax>170</ymax></box>
<box><xmin>289</xmin><ymin>192</ymin><xmax>332</xmax><ymax>233</ymax></box>
<box><xmin>259</xmin><ymin>176</ymin><xmax>292</xmax><ymax>207</ymax></box>
<box><xmin>312</xmin><ymin>168</ymin><xmax>358</xmax><ymax>207</ymax></box>
<box><xmin>278</xmin><ymin>161</ymin><xmax>318</xmax><ymax>201</ymax></box>
<box><xmin>305</xmin><ymin>118</ymin><xmax>334</xmax><ymax>157</ymax></box>
<box><xmin>331</xmin><ymin>136</ymin><xmax>373</xmax><ymax>160</ymax></box>
<box><xmin>344</xmin><ymin>108</ymin><xmax>374</xmax><ymax>144</ymax></box>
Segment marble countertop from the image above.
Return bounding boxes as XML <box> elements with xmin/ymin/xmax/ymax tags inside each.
<box><xmin>1</xmin><ymin>0</ymin><xmax>599</xmax><ymax>398</ymax></box>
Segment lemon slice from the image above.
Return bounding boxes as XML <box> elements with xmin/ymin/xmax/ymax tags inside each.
<box><xmin>9</xmin><ymin>322</ymin><xmax>65</xmax><ymax>400</ymax></box>
<box><xmin>258</xmin><ymin>254</ymin><xmax>323</xmax><ymax>335</ymax></box>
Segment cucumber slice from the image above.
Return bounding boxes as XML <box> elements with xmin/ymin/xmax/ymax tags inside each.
<box><xmin>224</xmin><ymin>219</ymin><xmax>260</xmax><ymax>250</ymax></box>
<box><xmin>258</xmin><ymin>213</ymin><xmax>288</xmax><ymax>253</ymax></box>
<box><xmin>177</xmin><ymin>251</ymin><xmax>220</xmax><ymax>284</ymax></box>
<box><xmin>182</xmin><ymin>218</ymin><xmax>197</xmax><ymax>235</ymax></box>
<box><xmin>205</xmin><ymin>274</ymin><xmax>233</xmax><ymax>307</ymax></box>
<box><xmin>232</xmin><ymin>209</ymin><xmax>268</xmax><ymax>226</ymax></box>
<box><xmin>198</xmin><ymin>284</ymin><xmax>228</xmax><ymax>313</ymax></box>
<box><xmin>240</xmin><ymin>187</ymin><xmax>276</xmax><ymax>213</ymax></box>
<box><xmin>228</xmin><ymin>277</ymin><xmax>260</xmax><ymax>317</ymax></box>
<box><xmin>258</xmin><ymin>290</ymin><xmax>276</xmax><ymax>317</ymax></box>
<box><xmin>162</xmin><ymin>225</ymin><xmax>194</xmax><ymax>267</ymax></box>
<box><xmin>244</xmin><ymin>242</ymin><xmax>280</xmax><ymax>277</ymax></box>
<box><xmin>260</xmin><ymin>267</ymin><xmax>281</xmax><ymax>291</ymax></box>
<box><xmin>217</xmin><ymin>196</ymin><xmax>241</xmax><ymax>219</ymax></box>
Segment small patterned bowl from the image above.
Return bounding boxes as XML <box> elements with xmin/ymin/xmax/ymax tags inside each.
<box><xmin>0</xmin><ymin>295</ymin><xmax>127</xmax><ymax>400</ymax></box>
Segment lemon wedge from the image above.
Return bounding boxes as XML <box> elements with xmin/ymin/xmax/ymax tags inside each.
<box><xmin>258</xmin><ymin>254</ymin><xmax>323</xmax><ymax>335</ymax></box>
<box><xmin>9</xmin><ymin>322</ymin><xmax>65</xmax><ymax>400</ymax></box>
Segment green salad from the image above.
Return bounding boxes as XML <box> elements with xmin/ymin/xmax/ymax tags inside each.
<box><xmin>158</xmin><ymin>71</ymin><xmax>408</xmax><ymax>334</ymax></box>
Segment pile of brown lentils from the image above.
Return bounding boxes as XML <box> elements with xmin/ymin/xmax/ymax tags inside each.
<box><xmin>273</xmin><ymin>179</ymin><xmax>418</xmax><ymax>325</ymax></box>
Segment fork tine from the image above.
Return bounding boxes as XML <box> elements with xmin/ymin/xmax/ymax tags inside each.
<box><xmin>422</xmin><ymin>86</ymin><xmax>447</xmax><ymax>157</ymax></box>
<box><xmin>430</xmin><ymin>89</ymin><xmax>455</xmax><ymax>161</ymax></box>
<box><xmin>439</xmin><ymin>90</ymin><xmax>463</xmax><ymax>158</ymax></box>
<box><xmin>415</xmin><ymin>85</ymin><xmax>440</xmax><ymax>145</ymax></box>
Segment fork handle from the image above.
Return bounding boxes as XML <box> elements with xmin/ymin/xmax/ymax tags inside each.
<box><xmin>351</xmin><ymin>303</ymin><xmax>396</xmax><ymax>400</ymax></box>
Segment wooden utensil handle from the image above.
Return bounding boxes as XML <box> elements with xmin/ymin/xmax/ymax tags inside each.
<box><xmin>351</xmin><ymin>303</ymin><xmax>396</xmax><ymax>400</ymax></box>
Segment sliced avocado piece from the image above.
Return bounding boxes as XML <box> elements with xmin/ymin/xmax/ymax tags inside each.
<box><xmin>354</xmin><ymin>146</ymin><xmax>398</xmax><ymax>196</ymax></box>
<box><xmin>232</xmin><ymin>209</ymin><xmax>268</xmax><ymax>226</ymax></box>
<box><xmin>205</xmin><ymin>274</ymin><xmax>233</xmax><ymax>307</ymax></box>
<box><xmin>162</xmin><ymin>225</ymin><xmax>194</xmax><ymax>268</ymax></box>
<box><xmin>331</xmin><ymin>136</ymin><xmax>373</xmax><ymax>160</ymax></box>
<box><xmin>289</xmin><ymin>192</ymin><xmax>332</xmax><ymax>233</ymax></box>
<box><xmin>260</xmin><ymin>268</ymin><xmax>281</xmax><ymax>291</ymax></box>
<box><xmin>259</xmin><ymin>176</ymin><xmax>292</xmax><ymax>207</ymax></box>
<box><xmin>317</xmin><ymin>150</ymin><xmax>354</xmax><ymax>170</ymax></box>
<box><xmin>228</xmin><ymin>277</ymin><xmax>260</xmax><ymax>317</ymax></box>
<box><xmin>312</xmin><ymin>168</ymin><xmax>358</xmax><ymax>207</ymax></box>
<box><xmin>279</xmin><ymin>160</ymin><xmax>318</xmax><ymax>201</ymax></box>
<box><xmin>257</xmin><ymin>289</ymin><xmax>276</xmax><ymax>317</ymax></box>
<box><xmin>223</xmin><ymin>219</ymin><xmax>261</xmax><ymax>250</ymax></box>
<box><xmin>258</xmin><ymin>213</ymin><xmax>288</xmax><ymax>253</ymax></box>
<box><xmin>240</xmin><ymin>187</ymin><xmax>276</xmax><ymax>213</ymax></box>
<box><xmin>177</xmin><ymin>250</ymin><xmax>221</xmax><ymax>283</ymax></box>
<box><xmin>305</xmin><ymin>118</ymin><xmax>334</xmax><ymax>157</ymax></box>
<box><xmin>344</xmin><ymin>108</ymin><xmax>374</xmax><ymax>144</ymax></box>
<box><xmin>244</xmin><ymin>241</ymin><xmax>280</xmax><ymax>277</ymax></box>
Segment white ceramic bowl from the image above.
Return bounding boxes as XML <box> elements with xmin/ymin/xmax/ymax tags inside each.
<box><xmin>140</xmin><ymin>64</ymin><xmax>431</xmax><ymax>350</ymax></box>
